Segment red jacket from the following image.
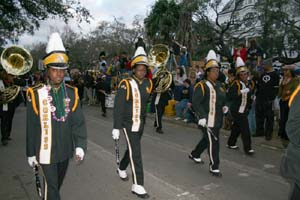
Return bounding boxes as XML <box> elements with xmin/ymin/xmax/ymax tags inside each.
<box><xmin>233</xmin><ymin>48</ymin><xmax>247</xmax><ymax>62</ymax></box>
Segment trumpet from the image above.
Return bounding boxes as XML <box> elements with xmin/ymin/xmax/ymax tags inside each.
<box><xmin>0</xmin><ymin>46</ymin><xmax>33</xmax><ymax>104</ymax></box>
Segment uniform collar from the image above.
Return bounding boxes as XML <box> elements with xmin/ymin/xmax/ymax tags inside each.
<box><xmin>132</xmin><ymin>75</ymin><xmax>145</xmax><ymax>85</ymax></box>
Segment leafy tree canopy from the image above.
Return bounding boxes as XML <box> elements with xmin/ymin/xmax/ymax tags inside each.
<box><xmin>0</xmin><ymin>0</ymin><xmax>92</xmax><ymax>46</ymax></box>
<box><xmin>144</xmin><ymin>0</ymin><xmax>180</xmax><ymax>44</ymax></box>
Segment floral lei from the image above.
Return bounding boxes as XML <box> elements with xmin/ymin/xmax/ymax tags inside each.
<box><xmin>46</xmin><ymin>83</ymin><xmax>70</xmax><ymax>122</ymax></box>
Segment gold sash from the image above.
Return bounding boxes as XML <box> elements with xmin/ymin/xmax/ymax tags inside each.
<box><xmin>205</xmin><ymin>81</ymin><xmax>216</xmax><ymax>128</ymax></box>
<box><xmin>239</xmin><ymin>81</ymin><xmax>247</xmax><ymax>113</ymax></box>
<box><xmin>129</xmin><ymin>79</ymin><xmax>141</xmax><ymax>132</ymax></box>
<box><xmin>37</xmin><ymin>86</ymin><xmax>52</xmax><ymax>164</ymax></box>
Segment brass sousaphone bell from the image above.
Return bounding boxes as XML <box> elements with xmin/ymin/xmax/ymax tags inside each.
<box><xmin>0</xmin><ymin>45</ymin><xmax>33</xmax><ymax>104</ymax></box>
<box><xmin>148</xmin><ymin>44</ymin><xmax>173</xmax><ymax>93</ymax></box>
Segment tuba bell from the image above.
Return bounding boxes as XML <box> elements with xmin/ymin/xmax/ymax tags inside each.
<box><xmin>0</xmin><ymin>46</ymin><xmax>33</xmax><ymax>104</ymax></box>
<box><xmin>1</xmin><ymin>45</ymin><xmax>33</xmax><ymax>76</ymax></box>
<box><xmin>148</xmin><ymin>44</ymin><xmax>173</xmax><ymax>93</ymax></box>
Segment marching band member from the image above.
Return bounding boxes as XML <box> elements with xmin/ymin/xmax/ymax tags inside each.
<box><xmin>188</xmin><ymin>50</ymin><xmax>228</xmax><ymax>177</ymax></box>
<box><xmin>0</xmin><ymin>71</ymin><xmax>17</xmax><ymax>146</ymax></box>
<box><xmin>280</xmin><ymin>79</ymin><xmax>300</xmax><ymax>200</ymax></box>
<box><xmin>26</xmin><ymin>33</ymin><xmax>87</xmax><ymax>200</ymax></box>
<box><xmin>112</xmin><ymin>47</ymin><xmax>152</xmax><ymax>198</ymax></box>
<box><xmin>226</xmin><ymin>57</ymin><xmax>255</xmax><ymax>155</ymax></box>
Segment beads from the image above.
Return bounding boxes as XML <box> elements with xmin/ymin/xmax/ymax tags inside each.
<box><xmin>46</xmin><ymin>83</ymin><xmax>70</xmax><ymax>122</ymax></box>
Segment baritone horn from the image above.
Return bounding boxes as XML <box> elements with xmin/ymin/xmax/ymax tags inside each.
<box><xmin>0</xmin><ymin>45</ymin><xmax>33</xmax><ymax>103</ymax></box>
<box><xmin>148</xmin><ymin>44</ymin><xmax>172</xmax><ymax>93</ymax></box>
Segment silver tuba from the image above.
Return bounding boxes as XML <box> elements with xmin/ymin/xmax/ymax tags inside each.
<box><xmin>0</xmin><ymin>46</ymin><xmax>33</xmax><ymax>103</ymax></box>
<box><xmin>148</xmin><ymin>44</ymin><xmax>173</xmax><ymax>93</ymax></box>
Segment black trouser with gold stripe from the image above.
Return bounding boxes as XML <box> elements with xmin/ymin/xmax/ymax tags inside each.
<box><xmin>41</xmin><ymin>159</ymin><xmax>69</xmax><ymax>200</ymax></box>
<box><xmin>227</xmin><ymin>111</ymin><xmax>252</xmax><ymax>152</ymax></box>
<box><xmin>120</xmin><ymin>128</ymin><xmax>144</xmax><ymax>185</ymax></box>
<box><xmin>191</xmin><ymin>127</ymin><xmax>220</xmax><ymax>170</ymax></box>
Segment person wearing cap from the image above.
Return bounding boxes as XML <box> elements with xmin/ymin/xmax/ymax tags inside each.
<box><xmin>277</xmin><ymin>64</ymin><xmax>299</xmax><ymax>141</ymax></box>
<box><xmin>112</xmin><ymin>46</ymin><xmax>152</xmax><ymax>198</ymax></box>
<box><xmin>95</xmin><ymin>73</ymin><xmax>109</xmax><ymax>117</ymax></box>
<box><xmin>26</xmin><ymin>33</ymin><xmax>87</xmax><ymax>200</ymax></box>
<box><xmin>280</xmin><ymin>82</ymin><xmax>300</xmax><ymax>200</ymax></box>
<box><xmin>135</xmin><ymin>37</ymin><xmax>146</xmax><ymax>51</ymax></box>
<box><xmin>226</xmin><ymin>57</ymin><xmax>255</xmax><ymax>155</ymax></box>
<box><xmin>99</xmin><ymin>51</ymin><xmax>107</xmax><ymax>72</ymax></box>
<box><xmin>188</xmin><ymin>50</ymin><xmax>228</xmax><ymax>177</ymax></box>
<box><xmin>253</xmin><ymin>58</ymin><xmax>280</xmax><ymax>140</ymax></box>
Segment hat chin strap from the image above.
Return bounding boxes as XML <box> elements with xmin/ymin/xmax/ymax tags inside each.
<box><xmin>47</xmin><ymin>64</ymin><xmax>68</xmax><ymax>70</ymax></box>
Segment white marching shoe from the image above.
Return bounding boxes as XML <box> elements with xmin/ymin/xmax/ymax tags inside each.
<box><xmin>131</xmin><ymin>184</ymin><xmax>150</xmax><ymax>199</ymax></box>
<box><xmin>117</xmin><ymin>168</ymin><xmax>129</xmax><ymax>181</ymax></box>
<box><xmin>188</xmin><ymin>154</ymin><xmax>204</xmax><ymax>164</ymax></box>
<box><xmin>209</xmin><ymin>166</ymin><xmax>222</xmax><ymax>177</ymax></box>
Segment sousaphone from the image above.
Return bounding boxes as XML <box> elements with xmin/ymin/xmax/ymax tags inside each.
<box><xmin>0</xmin><ymin>45</ymin><xmax>33</xmax><ymax>103</ymax></box>
<box><xmin>148</xmin><ymin>44</ymin><xmax>173</xmax><ymax>93</ymax></box>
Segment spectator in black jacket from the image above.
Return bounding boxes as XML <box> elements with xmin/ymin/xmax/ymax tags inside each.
<box><xmin>254</xmin><ymin>58</ymin><xmax>280</xmax><ymax>140</ymax></box>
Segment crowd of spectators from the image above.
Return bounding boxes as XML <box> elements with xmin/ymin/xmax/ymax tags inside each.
<box><xmin>19</xmin><ymin>38</ymin><xmax>299</xmax><ymax>144</ymax></box>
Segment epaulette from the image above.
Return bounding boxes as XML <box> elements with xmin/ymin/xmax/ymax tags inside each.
<box><xmin>66</xmin><ymin>84</ymin><xmax>79</xmax><ymax>112</ymax></box>
<box><xmin>146</xmin><ymin>78</ymin><xmax>153</xmax><ymax>94</ymax></box>
<box><xmin>289</xmin><ymin>85</ymin><xmax>300</xmax><ymax>107</ymax></box>
<box><xmin>31</xmin><ymin>83</ymin><xmax>44</xmax><ymax>91</ymax></box>
<box><xmin>118</xmin><ymin>78</ymin><xmax>131</xmax><ymax>101</ymax></box>
<box><xmin>249</xmin><ymin>80</ymin><xmax>255</xmax><ymax>91</ymax></box>
<box><xmin>194</xmin><ymin>80</ymin><xmax>206</xmax><ymax>96</ymax></box>
<box><xmin>230</xmin><ymin>80</ymin><xmax>241</xmax><ymax>92</ymax></box>
<box><xmin>26</xmin><ymin>83</ymin><xmax>44</xmax><ymax>115</ymax></box>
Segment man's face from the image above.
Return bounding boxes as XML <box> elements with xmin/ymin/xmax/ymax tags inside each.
<box><xmin>134</xmin><ymin>64</ymin><xmax>147</xmax><ymax>80</ymax></box>
<box><xmin>48</xmin><ymin>67</ymin><xmax>65</xmax><ymax>86</ymax></box>
<box><xmin>239</xmin><ymin>72</ymin><xmax>249</xmax><ymax>82</ymax></box>
<box><xmin>207</xmin><ymin>67</ymin><xmax>220</xmax><ymax>81</ymax></box>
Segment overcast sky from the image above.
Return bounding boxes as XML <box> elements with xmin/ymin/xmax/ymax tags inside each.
<box><xmin>18</xmin><ymin>0</ymin><xmax>156</xmax><ymax>46</ymax></box>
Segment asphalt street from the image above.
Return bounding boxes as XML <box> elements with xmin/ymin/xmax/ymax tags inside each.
<box><xmin>0</xmin><ymin>105</ymin><xmax>290</xmax><ymax>200</ymax></box>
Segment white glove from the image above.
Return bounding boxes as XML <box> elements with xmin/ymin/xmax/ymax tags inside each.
<box><xmin>75</xmin><ymin>147</ymin><xmax>85</xmax><ymax>161</ymax></box>
<box><xmin>28</xmin><ymin>156</ymin><xmax>38</xmax><ymax>167</ymax></box>
<box><xmin>240</xmin><ymin>88</ymin><xmax>250</xmax><ymax>94</ymax></box>
<box><xmin>112</xmin><ymin>129</ymin><xmax>120</xmax><ymax>140</ymax></box>
<box><xmin>223</xmin><ymin>106</ymin><xmax>229</xmax><ymax>114</ymax></box>
<box><xmin>198</xmin><ymin>118</ymin><xmax>207</xmax><ymax>127</ymax></box>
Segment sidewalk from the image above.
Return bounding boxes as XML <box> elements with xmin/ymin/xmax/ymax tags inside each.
<box><xmin>147</xmin><ymin>113</ymin><xmax>287</xmax><ymax>152</ymax></box>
